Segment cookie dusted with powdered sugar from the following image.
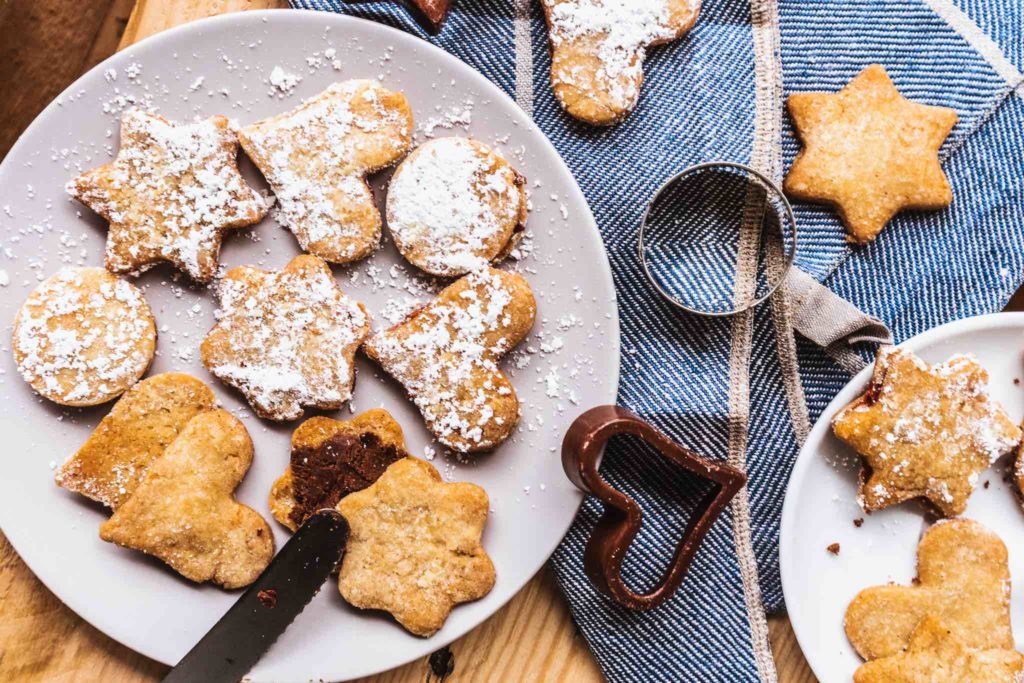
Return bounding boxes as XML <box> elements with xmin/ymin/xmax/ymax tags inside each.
<box><xmin>363</xmin><ymin>267</ymin><xmax>535</xmax><ymax>453</ymax></box>
<box><xmin>13</xmin><ymin>268</ymin><xmax>156</xmax><ymax>406</ymax></box>
<box><xmin>541</xmin><ymin>0</ymin><xmax>701</xmax><ymax>125</ymax></box>
<box><xmin>238</xmin><ymin>81</ymin><xmax>413</xmax><ymax>264</ymax></box>
<box><xmin>67</xmin><ymin>110</ymin><xmax>268</xmax><ymax>283</ymax></box>
<box><xmin>200</xmin><ymin>255</ymin><xmax>370</xmax><ymax>422</ymax></box>
<box><xmin>386</xmin><ymin>137</ymin><xmax>527</xmax><ymax>277</ymax></box>
<box><xmin>832</xmin><ymin>347</ymin><xmax>1021</xmax><ymax>517</ymax></box>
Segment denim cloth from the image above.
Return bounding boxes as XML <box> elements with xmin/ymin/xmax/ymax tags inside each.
<box><xmin>291</xmin><ymin>1</ymin><xmax>1024</xmax><ymax>680</ymax></box>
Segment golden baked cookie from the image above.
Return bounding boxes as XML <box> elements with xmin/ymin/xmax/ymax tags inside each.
<box><xmin>269</xmin><ymin>409</ymin><xmax>408</xmax><ymax>531</ymax></box>
<box><xmin>13</xmin><ymin>267</ymin><xmax>156</xmax><ymax>407</ymax></box>
<box><xmin>844</xmin><ymin>519</ymin><xmax>1013</xmax><ymax>661</ymax></box>
<box><xmin>784</xmin><ymin>64</ymin><xmax>958</xmax><ymax>244</ymax></box>
<box><xmin>541</xmin><ymin>0</ymin><xmax>701</xmax><ymax>125</ymax></box>
<box><xmin>337</xmin><ymin>457</ymin><xmax>495</xmax><ymax>637</ymax></box>
<box><xmin>238</xmin><ymin>81</ymin><xmax>413</xmax><ymax>264</ymax></box>
<box><xmin>56</xmin><ymin>373</ymin><xmax>217</xmax><ymax>509</ymax></box>
<box><xmin>200</xmin><ymin>254</ymin><xmax>370</xmax><ymax>422</ymax></box>
<box><xmin>100</xmin><ymin>409</ymin><xmax>274</xmax><ymax>589</ymax></box>
<box><xmin>363</xmin><ymin>267</ymin><xmax>536</xmax><ymax>453</ymax></box>
<box><xmin>832</xmin><ymin>347</ymin><xmax>1020</xmax><ymax>517</ymax></box>
<box><xmin>853</xmin><ymin>617</ymin><xmax>1024</xmax><ymax>683</ymax></box>
<box><xmin>386</xmin><ymin>137</ymin><xmax>527</xmax><ymax>277</ymax></box>
<box><xmin>67</xmin><ymin>110</ymin><xmax>268</xmax><ymax>283</ymax></box>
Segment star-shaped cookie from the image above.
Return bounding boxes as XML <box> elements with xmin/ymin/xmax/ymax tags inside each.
<box><xmin>200</xmin><ymin>254</ymin><xmax>370</xmax><ymax>421</ymax></box>
<box><xmin>337</xmin><ymin>457</ymin><xmax>495</xmax><ymax>637</ymax></box>
<box><xmin>784</xmin><ymin>64</ymin><xmax>958</xmax><ymax>243</ymax></box>
<box><xmin>853</xmin><ymin>617</ymin><xmax>1024</xmax><ymax>683</ymax></box>
<box><xmin>541</xmin><ymin>0</ymin><xmax>701</xmax><ymax>125</ymax></box>
<box><xmin>832</xmin><ymin>347</ymin><xmax>1020</xmax><ymax>517</ymax></box>
<box><xmin>67</xmin><ymin>109</ymin><xmax>268</xmax><ymax>283</ymax></box>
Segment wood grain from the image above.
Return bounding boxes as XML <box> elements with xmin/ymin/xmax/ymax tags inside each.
<box><xmin>0</xmin><ymin>1</ymin><xmax>818</xmax><ymax>681</ymax></box>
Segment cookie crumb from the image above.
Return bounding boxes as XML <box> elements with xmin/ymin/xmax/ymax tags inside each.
<box><xmin>827</xmin><ymin>543</ymin><xmax>840</xmax><ymax>555</ymax></box>
<box><xmin>853</xmin><ymin>518</ymin><xmax>864</xmax><ymax>528</ymax></box>
<box><xmin>257</xmin><ymin>588</ymin><xmax>278</xmax><ymax>608</ymax></box>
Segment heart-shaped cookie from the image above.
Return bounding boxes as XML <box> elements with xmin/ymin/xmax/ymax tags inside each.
<box><xmin>363</xmin><ymin>267</ymin><xmax>535</xmax><ymax>453</ymax></box>
<box><xmin>100</xmin><ymin>409</ymin><xmax>274</xmax><ymax>589</ymax></box>
<box><xmin>845</xmin><ymin>519</ymin><xmax>1013</xmax><ymax>661</ymax></box>
<box><xmin>56</xmin><ymin>373</ymin><xmax>216</xmax><ymax>509</ymax></box>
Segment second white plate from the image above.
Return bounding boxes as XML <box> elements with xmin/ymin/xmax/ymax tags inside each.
<box><xmin>780</xmin><ymin>312</ymin><xmax>1024</xmax><ymax>682</ymax></box>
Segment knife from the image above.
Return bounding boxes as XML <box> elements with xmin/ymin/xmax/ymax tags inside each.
<box><xmin>162</xmin><ymin>509</ymin><xmax>349</xmax><ymax>683</ymax></box>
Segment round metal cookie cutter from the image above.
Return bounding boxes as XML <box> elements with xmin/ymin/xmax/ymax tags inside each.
<box><xmin>637</xmin><ymin>161</ymin><xmax>798</xmax><ymax>317</ymax></box>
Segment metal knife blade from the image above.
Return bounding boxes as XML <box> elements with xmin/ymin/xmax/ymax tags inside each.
<box><xmin>162</xmin><ymin>509</ymin><xmax>349</xmax><ymax>683</ymax></box>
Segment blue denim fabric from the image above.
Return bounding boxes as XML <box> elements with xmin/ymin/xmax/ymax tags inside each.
<box><xmin>291</xmin><ymin>1</ymin><xmax>1024</xmax><ymax>679</ymax></box>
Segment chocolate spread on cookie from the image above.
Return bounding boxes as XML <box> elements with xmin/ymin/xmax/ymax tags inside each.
<box><xmin>289</xmin><ymin>432</ymin><xmax>405</xmax><ymax>527</ymax></box>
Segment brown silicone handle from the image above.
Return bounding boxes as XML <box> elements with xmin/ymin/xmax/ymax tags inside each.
<box><xmin>561</xmin><ymin>405</ymin><xmax>746</xmax><ymax>611</ymax></box>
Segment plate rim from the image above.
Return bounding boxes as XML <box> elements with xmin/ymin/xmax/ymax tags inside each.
<box><xmin>779</xmin><ymin>311</ymin><xmax>1024</xmax><ymax>681</ymax></box>
<box><xmin>0</xmin><ymin>8</ymin><xmax>621</xmax><ymax>680</ymax></box>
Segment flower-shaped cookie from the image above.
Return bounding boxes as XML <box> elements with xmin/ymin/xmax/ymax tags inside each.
<box><xmin>337</xmin><ymin>457</ymin><xmax>495</xmax><ymax>637</ymax></box>
<box><xmin>832</xmin><ymin>347</ymin><xmax>1020</xmax><ymax>517</ymax></box>
<box><xmin>99</xmin><ymin>409</ymin><xmax>274</xmax><ymax>589</ymax></box>
<box><xmin>201</xmin><ymin>255</ymin><xmax>370</xmax><ymax>421</ymax></box>
<box><xmin>67</xmin><ymin>110</ymin><xmax>268</xmax><ymax>283</ymax></box>
<box><xmin>541</xmin><ymin>0</ymin><xmax>701</xmax><ymax>125</ymax></box>
<box><xmin>845</xmin><ymin>519</ymin><xmax>1013</xmax><ymax>661</ymax></box>
<box><xmin>238</xmin><ymin>81</ymin><xmax>413</xmax><ymax>264</ymax></box>
<box><xmin>784</xmin><ymin>64</ymin><xmax>958</xmax><ymax>243</ymax></box>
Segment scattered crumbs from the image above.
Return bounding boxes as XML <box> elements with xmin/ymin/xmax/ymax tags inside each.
<box><xmin>826</xmin><ymin>543</ymin><xmax>840</xmax><ymax>555</ymax></box>
<box><xmin>853</xmin><ymin>518</ymin><xmax>864</xmax><ymax>528</ymax></box>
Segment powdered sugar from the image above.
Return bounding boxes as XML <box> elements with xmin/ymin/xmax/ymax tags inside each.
<box><xmin>238</xmin><ymin>80</ymin><xmax>412</xmax><ymax>263</ymax></box>
<box><xmin>66</xmin><ymin>109</ymin><xmax>268</xmax><ymax>283</ymax></box>
<box><xmin>387</xmin><ymin>137</ymin><xmax>526</xmax><ymax>277</ymax></box>
<box><xmin>202</xmin><ymin>257</ymin><xmax>370</xmax><ymax>421</ymax></box>
<box><xmin>12</xmin><ymin>268</ymin><xmax>155</xmax><ymax>406</ymax></box>
<box><xmin>543</xmin><ymin>0</ymin><xmax>685</xmax><ymax>110</ymax></box>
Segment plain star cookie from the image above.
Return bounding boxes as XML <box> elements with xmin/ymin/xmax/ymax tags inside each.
<box><xmin>832</xmin><ymin>347</ymin><xmax>1020</xmax><ymax>517</ymax></box>
<box><xmin>100</xmin><ymin>409</ymin><xmax>274</xmax><ymax>589</ymax></box>
<box><xmin>386</xmin><ymin>137</ymin><xmax>528</xmax><ymax>277</ymax></box>
<box><xmin>784</xmin><ymin>64</ymin><xmax>958</xmax><ymax>244</ymax></box>
<box><xmin>541</xmin><ymin>0</ymin><xmax>701</xmax><ymax>125</ymax></box>
<box><xmin>13</xmin><ymin>268</ymin><xmax>156</xmax><ymax>407</ymax></box>
<box><xmin>67</xmin><ymin>109</ymin><xmax>268</xmax><ymax>283</ymax></box>
<box><xmin>337</xmin><ymin>457</ymin><xmax>495</xmax><ymax>637</ymax></box>
<box><xmin>56</xmin><ymin>373</ymin><xmax>216</xmax><ymax>509</ymax></box>
<box><xmin>853</xmin><ymin>617</ymin><xmax>1024</xmax><ymax>683</ymax></box>
<box><xmin>363</xmin><ymin>267</ymin><xmax>536</xmax><ymax>453</ymax></box>
<box><xmin>201</xmin><ymin>254</ymin><xmax>370</xmax><ymax>421</ymax></box>
<box><xmin>238</xmin><ymin>81</ymin><xmax>413</xmax><ymax>264</ymax></box>
<box><xmin>844</xmin><ymin>519</ymin><xmax>1013</xmax><ymax>661</ymax></box>
<box><xmin>269</xmin><ymin>409</ymin><xmax>408</xmax><ymax>531</ymax></box>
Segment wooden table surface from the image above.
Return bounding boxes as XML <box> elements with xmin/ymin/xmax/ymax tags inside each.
<box><xmin>0</xmin><ymin>1</ymin><xmax>894</xmax><ymax>681</ymax></box>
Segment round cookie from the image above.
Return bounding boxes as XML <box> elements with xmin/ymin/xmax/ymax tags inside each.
<box><xmin>12</xmin><ymin>268</ymin><xmax>156</xmax><ymax>406</ymax></box>
<box><xmin>386</xmin><ymin>137</ymin><xmax>527</xmax><ymax>277</ymax></box>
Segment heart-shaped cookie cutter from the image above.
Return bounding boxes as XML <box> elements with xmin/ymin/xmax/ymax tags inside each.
<box><xmin>562</xmin><ymin>405</ymin><xmax>746</xmax><ymax>610</ymax></box>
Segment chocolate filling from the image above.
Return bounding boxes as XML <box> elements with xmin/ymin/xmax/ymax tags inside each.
<box><xmin>289</xmin><ymin>432</ymin><xmax>405</xmax><ymax>527</ymax></box>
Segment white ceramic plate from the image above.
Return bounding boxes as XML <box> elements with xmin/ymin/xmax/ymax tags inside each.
<box><xmin>0</xmin><ymin>10</ymin><xmax>619</xmax><ymax>682</ymax></box>
<box><xmin>780</xmin><ymin>313</ymin><xmax>1024</xmax><ymax>682</ymax></box>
